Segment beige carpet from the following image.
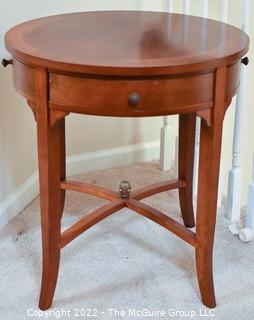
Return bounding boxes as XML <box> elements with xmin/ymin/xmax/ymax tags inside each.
<box><xmin>0</xmin><ymin>162</ymin><xmax>253</xmax><ymax>320</ymax></box>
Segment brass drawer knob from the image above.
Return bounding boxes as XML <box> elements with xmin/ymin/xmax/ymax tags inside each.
<box><xmin>128</xmin><ymin>92</ymin><xmax>140</xmax><ymax>106</ymax></box>
<box><xmin>119</xmin><ymin>180</ymin><xmax>131</xmax><ymax>199</ymax></box>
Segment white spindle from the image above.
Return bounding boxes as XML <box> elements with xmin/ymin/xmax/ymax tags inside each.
<box><xmin>242</xmin><ymin>1</ymin><xmax>250</xmax><ymax>31</ymax></box>
<box><xmin>201</xmin><ymin>0</ymin><xmax>208</xmax><ymax>17</ymax></box>
<box><xmin>173</xmin><ymin>135</ymin><xmax>179</xmax><ymax>178</ymax></box>
<box><xmin>246</xmin><ymin>156</ymin><xmax>254</xmax><ymax>230</ymax></box>
<box><xmin>193</xmin><ymin>122</ymin><xmax>201</xmax><ymax>198</ymax></box>
<box><xmin>239</xmin><ymin>154</ymin><xmax>254</xmax><ymax>238</ymax></box>
<box><xmin>160</xmin><ymin>0</ymin><xmax>174</xmax><ymax>171</ymax></box>
<box><xmin>226</xmin><ymin>0</ymin><xmax>250</xmax><ymax>224</ymax></box>
<box><xmin>221</xmin><ymin>0</ymin><xmax>228</xmax><ymax>22</ymax></box>
<box><xmin>167</xmin><ymin>0</ymin><xmax>174</xmax><ymax>12</ymax></box>
<box><xmin>173</xmin><ymin>0</ymin><xmax>190</xmax><ymax>177</ymax></box>
<box><xmin>183</xmin><ymin>0</ymin><xmax>190</xmax><ymax>14</ymax></box>
<box><xmin>238</xmin><ymin>184</ymin><xmax>254</xmax><ymax>241</ymax></box>
<box><xmin>216</xmin><ymin>1</ymin><xmax>229</xmax><ymax>209</ymax></box>
<box><xmin>238</xmin><ymin>155</ymin><xmax>254</xmax><ymax>242</ymax></box>
<box><xmin>160</xmin><ymin>116</ymin><xmax>173</xmax><ymax>171</ymax></box>
<box><xmin>193</xmin><ymin>0</ymin><xmax>209</xmax><ymax>200</ymax></box>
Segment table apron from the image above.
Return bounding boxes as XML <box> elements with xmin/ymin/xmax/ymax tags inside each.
<box><xmin>12</xmin><ymin>59</ymin><xmax>240</xmax><ymax>118</ymax></box>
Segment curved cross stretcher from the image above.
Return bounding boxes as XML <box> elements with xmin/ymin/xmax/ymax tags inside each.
<box><xmin>60</xmin><ymin>179</ymin><xmax>196</xmax><ymax>249</ymax></box>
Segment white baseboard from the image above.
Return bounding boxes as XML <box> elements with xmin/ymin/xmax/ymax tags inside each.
<box><xmin>0</xmin><ymin>172</ymin><xmax>39</xmax><ymax>230</ymax></box>
<box><xmin>66</xmin><ymin>140</ymin><xmax>160</xmax><ymax>176</ymax></box>
<box><xmin>0</xmin><ymin>140</ymin><xmax>160</xmax><ymax>231</ymax></box>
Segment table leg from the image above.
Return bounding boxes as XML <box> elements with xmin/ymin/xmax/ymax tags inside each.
<box><xmin>35</xmin><ymin>68</ymin><xmax>66</xmax><ymax>310</ymax></box>
<box><xmin>195</xmin><ymin>120</ymin><xmax>223</xmax><ymax>308</ymax></box>
<box><xmin>37</xmin><ymin>119</ymin><xmax>66</xmax><ymax>310</ymax></box>
<box><xmin>178</xmin><ymin>113</ymin><xmax>196</xmax><ymax>228</ymax></box>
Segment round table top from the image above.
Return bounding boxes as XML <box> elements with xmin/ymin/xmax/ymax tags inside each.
<box><xmin>5</xmin><ymin>11</ymin><xmax>249</xmax><ymax>76</ymax></box>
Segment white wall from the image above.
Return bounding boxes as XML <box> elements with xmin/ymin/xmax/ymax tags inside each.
<box><xmin>0</xmin><ymin>1</ymin><xmax>253</xmax><ymax>225</ymax></box>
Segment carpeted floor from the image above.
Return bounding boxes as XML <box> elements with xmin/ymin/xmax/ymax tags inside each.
<box><xmin>0</xmin><ymin>162</ymin><xmax>253</xmax><ymax>320</ymax></box>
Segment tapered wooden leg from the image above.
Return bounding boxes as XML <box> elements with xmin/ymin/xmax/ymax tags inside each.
<box><xmin>35</xmin><ymin>68</ymin><xmax>66</xmax><ymax>310</ymax></box>
<box><xmin>38</xmin><ymin>119</ymin><xmax>65</xmax><ymax>310</ymax></box>
<box><xmin>195</xmin><ymin>120</ymin><xmax>223</xmax><ymax>308</ymax></box>
<box><xmin>178</xmin><ymin>113</ymin><xmax>196</xmax><ymax>228</ymax></box>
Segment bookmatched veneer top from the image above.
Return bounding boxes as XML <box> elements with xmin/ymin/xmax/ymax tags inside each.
<box><xmin>5</xmin><ymin>11</ymin><xmax>249</xmax><ymax>76</ymax></box>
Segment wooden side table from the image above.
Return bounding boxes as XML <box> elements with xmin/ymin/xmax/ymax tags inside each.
<box><xmin>3</xmin><ymin>11</ymin><xmax>249</xmax><ymax>310</ymax></box>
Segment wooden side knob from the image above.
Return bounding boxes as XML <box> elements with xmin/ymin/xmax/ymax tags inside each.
<box><xmin>241</xmin><ymin>56</ymin><xmax>249</xmax><ymax>66</ymax></box>
<box><xmin>2</xmin><ymin>58</ymin><xmax>13</xmax><ymax>67</ymax></box>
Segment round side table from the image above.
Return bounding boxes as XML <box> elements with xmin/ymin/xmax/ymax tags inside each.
<box><xmin>3</xmin><ymin>11</ymin><xmax>249</xmax><ymax>310</ymax></box>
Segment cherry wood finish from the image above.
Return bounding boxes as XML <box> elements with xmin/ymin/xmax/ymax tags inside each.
<box><xmin>127</xmin><ymin>199</ymin><xmax>197</xmax><ymax>247</ymax></box>
<box><xmin>5</xmin><ymin>11</ymin><xmax>248</xmax><ymax>76</ymax></box>
<box><xmin>195</xmin><ymin>67</ymin><xmax>227</xmax><ymax>308</ymax></box>
<box><xmin>35</xmin><ymin>67</ymin><xmax>63</xmax><ymax>310</ymax></box>
<box><xmin>11</xmin><ymin>60</ymin><xmax>240</xmax><ymax>118</ymax></box>
<box><xmin>4</xmin><ymin>11</ymin><xmax>249</xmax><ymax>310</ymax></box>
<box><xmin>61</xmin><ymin>199</ymin><xmax>126</xmax><ymax>248</ymax></box>
<box><xmin>131</xmin><ymin>179</ymin><xmax>186</xmax><ymax>200</ymax></box>
<box><xmin>61</xmin><ymin>180</ymin><xmax>120</xmax><ymax>201</ymax></box>
<box><xmin>49</xmin><ymin>72</ymin><xmax>214</xmax><ymax>117</ymax></box>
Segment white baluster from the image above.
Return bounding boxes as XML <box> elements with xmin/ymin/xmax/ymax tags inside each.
<box><xmin>160</xmin><ymin>116</ymin><xmax>173</xmax><ymax>171</ymax></box>
<box><xmin>183</xmin><ymin>0</ymin><xmax>190</xmax><ymax>14</ymax></box>
<box><xmin>239</xmin><ymin>155</ymin><xmax>254</xmax><ymax>242</ymax></box>
<box><xmin>201</xmin><ymin>0</ymin><xmax>208</xmax><ymax>17</ymax></box>
<box><xmin>173</xmin><ymin>134</ymin><xmax>179</xmax><ymax>178</ymax></box>
<box><xmin>160</xmin><ymin>0</ymin><xmax>174</xmax><ymax>171</ymax></box>
<box><xmin>246</xmin><ymin>156</ymin><xmax>254</xmax><ymax>231</ymax></box>
<box><xmin>193</xmin><ymin>120</ymin><xmax>201</xmax><ymax>198</ymax></box>
<box><xmin>215</xmin><ymin>0</ymin><xmax>229</xmax><ymax>209</ymax></box>
<box><xmin>242</xmin><ymin>0</ymin><xmax>250</xmax><ymax>31</ymax></box>
<box><xmin>166</xmin><ymin>0</ymin><xmax>174</xmax><ymax>12</ymax></box>
<box><xmin>239</xmin><ymin>1</ymin><xmax>254</xmax><ymax>242</ymax></box>
<box><xmin>221</xmin><ymin>0</ymin><xmax>228</xmax><ymax>22</ymax></box>
<box><xmin>193</xmin><ymin>0</ymin><xmax>209</xmax><ymax>201</ymax></box>
<box><xmin>227</xmin><ymin>0</ymin><xmax>250</xmax><ymax>226</ymax></box>
<box><xmin>173</xmin><ymin>0</ymin><xmax>190</xmax><ymax>177</ymax></box>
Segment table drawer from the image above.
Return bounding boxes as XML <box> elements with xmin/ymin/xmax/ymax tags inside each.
<box><xmin>49</xmin><ymin>72</ymin><xmax>214</xmax><ymax>117</ymax></box>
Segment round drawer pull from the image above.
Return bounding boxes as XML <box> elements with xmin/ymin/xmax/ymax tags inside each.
<box><xmin>128</xmin><ymin>92</ymin><xmax>140</xmax><ymax>106</ymax></box>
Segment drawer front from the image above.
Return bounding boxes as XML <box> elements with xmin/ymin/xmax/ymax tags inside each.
<box><xmin>49</xmin><ymin>72</ymin><xmax>214</xmax><ymax>117</ymax></box>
